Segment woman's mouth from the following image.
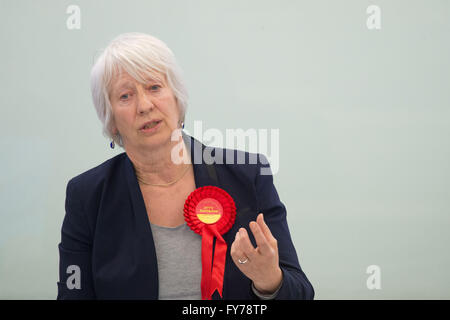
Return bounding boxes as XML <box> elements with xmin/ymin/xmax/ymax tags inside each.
<box><xmin>140</xmin><ymin>120</ymin><xmax>162</xmax><ymax>133</ymax></box>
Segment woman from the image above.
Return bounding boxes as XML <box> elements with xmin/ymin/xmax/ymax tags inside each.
<box><xmin>57</xmin><ymin>32</ymin><xmax>314</xmax><ymax>300</ymax></box>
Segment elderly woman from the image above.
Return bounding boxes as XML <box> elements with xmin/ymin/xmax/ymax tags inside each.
<box><xmin>57</xmin><ymin>32</ymin><xmax>314</xmax><ymax>300</ymax></box>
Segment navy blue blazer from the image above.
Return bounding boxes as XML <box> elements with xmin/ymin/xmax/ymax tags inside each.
<box><xmin>57</xmin><ymin>133</ymin><xmax>314</xmax><ymax>300</ymax></box>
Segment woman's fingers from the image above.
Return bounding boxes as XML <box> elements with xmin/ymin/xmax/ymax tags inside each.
<box><xmin>249</xmin><ymin>221</ymin><xmax>271</xmax><ymax>255</ymax></box>
<box><xmin>257</xmin><ymin>213</ymin><xmax>278</xmax><ymax>246</ymax></box>
<box><xmin>231</xmin><ymin>231</ymin><xmax>250</xmax><ymax>265</ymax></box>
<box><xmin>231</xmin><ymin>213</ymin><xmax>278</xmax><ymax>269</ymax></box>
<box><xmin>237</xmin><ymin>228</ymin><xmax>257</xmax><ymax>259</ymax></box>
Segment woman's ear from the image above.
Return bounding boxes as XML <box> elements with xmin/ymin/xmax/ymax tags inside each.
<box><xmin>110</xmin><ymin>118</ymin><xmax>118</xmax><ymax>135</ymax></box>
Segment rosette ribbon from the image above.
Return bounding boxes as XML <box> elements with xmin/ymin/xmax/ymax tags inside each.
<box><xmin>184</xmin><ymin>186</ymin><xmax>236</xmax><ymax>300</ymax></box>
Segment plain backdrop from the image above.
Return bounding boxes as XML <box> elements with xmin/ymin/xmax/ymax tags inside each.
<box><xmin>0</xmin><ymin>0</ymin><xmax>449</xmax><ymax>299</ymax></box>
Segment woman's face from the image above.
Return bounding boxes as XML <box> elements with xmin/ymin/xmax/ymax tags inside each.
<box><xmin>109</xmin><ymin>71</ymin><xmax>180</xmax><ymax>151</ymax></box>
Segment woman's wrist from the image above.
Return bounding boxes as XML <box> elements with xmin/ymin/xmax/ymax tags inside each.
<box><xmin>252</xmin><ymin>267</ymin><xmax>283</xmax><ymax>295</ymax></box>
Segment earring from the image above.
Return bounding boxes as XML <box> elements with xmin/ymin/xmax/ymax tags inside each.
<box><xmin>110</xmin><ymin>140</ymin><xmax>115</xmax><ymax>149</ymax></box>
<box><xmin>181</xmin><ymin>122</ymin><xmax>185</xmax><ymax>129</ymax></box>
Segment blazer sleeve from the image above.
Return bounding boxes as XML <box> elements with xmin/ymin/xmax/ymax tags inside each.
<box><xmin>57</xmin><ymin>179</ymin><xmax>96</xmax><ymax>299</ymax></box>
<box><xmin>252</xmin><ymin>154</ymin><xmax>315</xmax><ymax>300</ymax></box>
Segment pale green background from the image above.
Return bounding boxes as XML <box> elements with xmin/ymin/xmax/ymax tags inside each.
<box><xmin>0</xmin><ymin>0</ymin><xmax>449</xmax><ymax>299</ymax></box>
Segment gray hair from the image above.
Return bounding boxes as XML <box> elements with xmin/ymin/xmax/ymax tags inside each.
<box><xmin>90</xmin><ymin>32</ymin><xmax>189</xmax><ymax>148</ymax></box>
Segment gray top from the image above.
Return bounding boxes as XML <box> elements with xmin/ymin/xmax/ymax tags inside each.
<box><xmin>150</xmin><ymin>222</ymin><xmax>202</xmax><ymax>300</ymax></box>
<box><xmin>149</xmin><ymin>221</ymin><xmax>281</xmax><ymax>300</ymax></box>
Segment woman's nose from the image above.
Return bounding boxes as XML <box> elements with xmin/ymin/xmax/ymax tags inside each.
<box><xmin>136</xmin><ymin>88</ymin><xmax>154</xmax><ymax>114</ymax></box>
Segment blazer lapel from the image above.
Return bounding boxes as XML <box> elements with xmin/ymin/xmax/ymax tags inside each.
<box><xmin>123</xmin><ymin>152</ymin><xmax>159</xmax><ymax>299</ymax></box>
<box><xmin>182</xmin><ymin>132</ymin><xmax>221</xmax><ymax>189</ymax></box>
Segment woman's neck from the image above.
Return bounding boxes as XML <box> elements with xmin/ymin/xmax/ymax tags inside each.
<box><xmin>126</xmin><ymin>136</ymin><xmax>192</xmax><ymax>186</ymax></box>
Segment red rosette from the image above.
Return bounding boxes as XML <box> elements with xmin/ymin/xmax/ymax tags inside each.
<box><xmin>184</xmin><ymin>186</ymin><xmax>236</xmax><ymax>300</ymax></box>
<box><xmin>184</xmin><ymin>186</ymin><xmax>236</xmax><ymax>234</ymax></box>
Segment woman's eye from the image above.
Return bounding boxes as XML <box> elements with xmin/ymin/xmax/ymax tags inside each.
<box><xmin>149</xmin><ymin>85</ymin><xmax>160</xmax><ymax>91</ymax></box>
<box><xmin>120</xmin><ymin>94</ymin><xmax>129</xmax><ymax>100</ymax></box>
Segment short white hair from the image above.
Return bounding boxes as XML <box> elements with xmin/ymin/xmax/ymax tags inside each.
<box><xmin>90</xmin><ymin>32</ymin><xmax>189</xmax><ymax>148</ymax></box>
